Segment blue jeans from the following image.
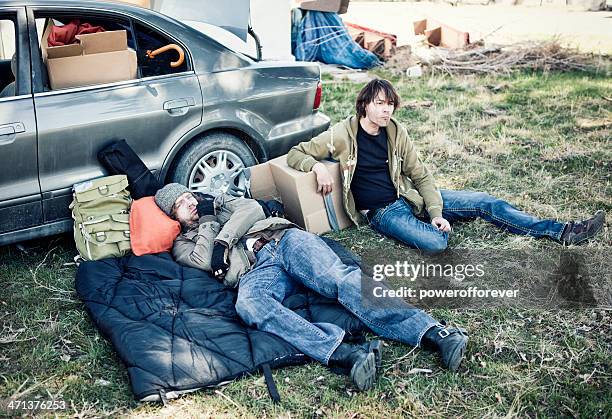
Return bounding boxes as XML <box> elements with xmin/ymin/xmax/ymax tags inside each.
<box><xmin>235</xmin><ymin>229</ymin><xmax>440</xmax><ymax>364</ymax></box>
<box><xmin>369</xmin><ymin>189</ymin><xmax>566</xmax><ymax>251</ymax></box>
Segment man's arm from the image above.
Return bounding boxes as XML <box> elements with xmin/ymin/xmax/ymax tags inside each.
<box><xmin>287</xmin><ymin>122</ymin><xmax>349</xmax><ymax>172</ymax></box>
<box><xmin>174</xmin><ymin>194</ymin><xmax>266</xmax><ymax>277</ymax></box>
<box><xmin>213</xmin><ymin>194</ymin><xmax>266</xmax><ymax>248</ymax></box>
<box><xmin>287</xmin><ymin>123</ymin><xmax>349</xmax><ymax>194</ymax></box>
<box><xmin>173</xmin><ymin>221</ymin><xmax>220</xmax><ymax>271</ymax></box>
<box><xmin>401</xmin><ymin>139</ymin><xmax>443</xmax><ymax>220</ymax></box>
<box><xmin>287</xmin><ymin>129</ymin><xmax>332</xmax><ymax>172</ymax></box>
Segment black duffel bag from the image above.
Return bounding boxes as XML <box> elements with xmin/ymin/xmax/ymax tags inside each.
<box><xmin>97</xmin><ymin>140</ymin><xmax>163</xmax><ymax>200</ymax></box>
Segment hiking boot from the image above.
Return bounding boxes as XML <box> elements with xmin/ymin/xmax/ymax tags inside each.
<box><xmin>561</xmin><ymin>211</ymin><xmax>605</xmax><ymax>245</ymax></box>
<box><xmin>330</xmin><ymin>340</ymin><xmax>383</xmax><ymax>375</ymax></box>
<box><xmin>421</xmin><ymin>325</ymin><xmax>468</xmax><ymax>372</ymax></box>
<box><xmin>328</xmin><ymin>342</ymin><xmax>378</xmax><ymax>391</ymax></box>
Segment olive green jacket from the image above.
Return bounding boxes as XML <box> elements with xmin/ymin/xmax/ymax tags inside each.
<box><xmin>287</xmin><ymin>116</ymin><xmax>443</xmax><ymax>226</ymax></box>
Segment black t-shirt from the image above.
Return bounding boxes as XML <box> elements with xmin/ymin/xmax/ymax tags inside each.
<box><xmin>351</xmin><ymin>124</ymin><xmax>397</xmax><ymax>211</ymax></box>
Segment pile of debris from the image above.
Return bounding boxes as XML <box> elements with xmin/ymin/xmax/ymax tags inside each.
<box><xmin>346</xmin><ymin>22</ymin><xmax>397</xmax><ymax>61</ymax></box>
<box><xmin>385</xmin><ymin>41</ymin><xmax>610</xmax><ymax>76</ymax></box>
<box><xmin>426</xmin><ymin>41</ymin><xmax>610</xmax><ymax>75</ymax></box>
<box><xmin>385</xmin><ymin>45</ymin><xmax>420</xmax><ymax>75</ymax></box>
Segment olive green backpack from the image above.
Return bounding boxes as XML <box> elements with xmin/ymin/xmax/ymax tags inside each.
<box><xmin>70</xmin><ymin>175</ymin><xmax>132</xmax><ymax>261</ymax></box>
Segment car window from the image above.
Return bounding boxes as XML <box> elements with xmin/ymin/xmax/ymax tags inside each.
<box><xmin>132</xmin><ymin>21</ymin><xmax>189</xmax><ymax>78</ymax></box>
<box><xmin>34</xmin><ymin>14</ymin><xmax>137</xmax><ymax>91</ymax></box>
<box><xmin>0</xmin><ymin>17</ymin><xmax>17</xmax><ymax>98</ymax></box>
<box><xmin>35</xmin><ymin>16</ymin><xmax>134</xmax><ymax>48</ymax></box>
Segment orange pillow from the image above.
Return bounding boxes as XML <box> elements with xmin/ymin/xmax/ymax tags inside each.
<box><xmin>130</xmin><ymin>196</ymin><xmax>181</xmax><ymax>256</ymax></box>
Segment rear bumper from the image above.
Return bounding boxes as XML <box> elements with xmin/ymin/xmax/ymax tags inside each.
<box><xmin>264</xmin><ymin>111</ymin><xmax>331</xmax><ymax>160</ymax></box>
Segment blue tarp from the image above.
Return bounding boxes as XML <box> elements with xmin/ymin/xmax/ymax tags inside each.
<box><xmin>294</xmin><ymin>11</ymin><xmax>381</xmax><ymax>70</ymax></box>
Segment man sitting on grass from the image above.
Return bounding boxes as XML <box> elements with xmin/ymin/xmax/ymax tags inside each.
<box><xmin>287</xmin><ymin>79</ymin><xmax>605</xmax><ymax>251</ymax></box>
<box><xmin>153</xmin><ymin>183</ymin><xmax>469</xmax><ymax>391</ymax></box>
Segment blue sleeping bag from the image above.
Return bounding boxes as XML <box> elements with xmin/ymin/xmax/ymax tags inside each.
<box><xmin>75</xmin><ymin>238</ymin><xmax>366</xmax><ymax>401</ymax></box>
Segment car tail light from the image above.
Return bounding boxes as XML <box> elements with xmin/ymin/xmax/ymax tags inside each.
<box><xmin>313</xmin><ymin>81</ymin><xmax>322</xmax><ymax>110</ymax></box>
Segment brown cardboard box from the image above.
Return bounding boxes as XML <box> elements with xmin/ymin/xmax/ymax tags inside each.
<box><xmin>298</xmin><ymin>0</ymin><xmax>350</xmax><ymax>14</ymax></box>
<box><xmin>42</xmin><ymin>22</ymin><xmax>137</xmax><ymax>90</ymax></box>
<box><xmin>413</xmin><ymin>18</ymin><xmax>471</xmax><ymax>49</ymax></box>
<box><xmin>248</xmin><ymin>156</ymin><xmax>353</xmax><ymax>235</ymax></box>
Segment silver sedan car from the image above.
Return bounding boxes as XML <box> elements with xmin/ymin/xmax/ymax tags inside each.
<box><xmin>0</xmin><ymin>0</ymin><xmax>329</xmax><ymax>245</ymax></box>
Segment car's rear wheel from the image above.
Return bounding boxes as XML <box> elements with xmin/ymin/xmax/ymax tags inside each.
<box><xmin>170</xmin><ymin>132</ymin><xmax>257</xmax><ymax>196</ymax></box>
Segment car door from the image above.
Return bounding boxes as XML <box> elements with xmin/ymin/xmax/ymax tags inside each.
<box><xmin>0</xmin><ymin>7</ymin><xmax>41</xmax><ymax>236</ymax></box>
<box><xmin>29</xmin><ymin>6</ymin><xmax>203</xmax><ymax>222</ymax></box>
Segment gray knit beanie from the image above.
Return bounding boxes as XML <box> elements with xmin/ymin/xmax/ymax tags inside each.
<box><xmin>155</xmin><ymin>183</ymin><xmax>190</xmax><ymax>216</ymax></box>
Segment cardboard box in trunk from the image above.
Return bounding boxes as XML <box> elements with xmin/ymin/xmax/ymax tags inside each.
<box><xmin>248</xmin><ymin>156</ymin><xmax>353</xmax><ymax>235</ymax></box>
<box><xmin>42</xmin><ymin>21</ymin><xmax>137</xmax><ymax>90</ymax></box>
<box><xmin>298</xmin><ymin>0</ymin><xmax>350</xmax><ymax>14</ymax></box>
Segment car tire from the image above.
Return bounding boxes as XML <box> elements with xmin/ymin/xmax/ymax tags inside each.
<box><xmin>170</xmin><ymin>132</ymin><xmax>257</xmax><ymax>196</ymax></box>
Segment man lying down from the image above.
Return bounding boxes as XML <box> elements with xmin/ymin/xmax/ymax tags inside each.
<box><xmin>153</xmin><ymin>183</ymin><xmax>468</xmax><ymax>391</ymax></box>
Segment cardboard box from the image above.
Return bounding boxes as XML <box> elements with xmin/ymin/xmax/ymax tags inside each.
<box><xmin>413</xmin><ymin>18</ymin><xmax>471</xmax><ymax>49</ymax></box>
<box><xmin>42</xmin><ymin>22</ymin><xmax>137</xmax><ymax>90</ymax></box>
<box><xmin>248</xmin><ymin>156</ymin><xmax>353</xmax><ymax>235</ymax></box>
<box><xmin>298</xmin><ymin>0</ymin><xmax>350</xmax><ymax>14</ymax></box>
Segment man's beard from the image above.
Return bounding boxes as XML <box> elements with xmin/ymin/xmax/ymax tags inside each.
<box><xmin>376</xmin><ymin>117</ymin><xmax>390</xmax><ymax>127</ymax></box>
<box><xmin>181</xmin><ymin>218</ymin><xmax>199</xmax><ymax>231</ymax></box>
<box><xmin>366</xmin><ymin>114</ymin><xmax>389</xmax><ymax>128</ymax></box>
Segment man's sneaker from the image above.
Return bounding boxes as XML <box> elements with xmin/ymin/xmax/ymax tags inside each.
<box><xmin>561</xmin><ymin>211</ymin><xmax>605</xmax><ymax>245</ymax></box>
<box><xmin>328</xmin><ymin>342</ymin><xmax>378</xmax><ymax>391</ymax></box>
<box><xmin>421</xmin><ymin>325</ymin><xmax>468</xmax><ymax>372</ymax></box>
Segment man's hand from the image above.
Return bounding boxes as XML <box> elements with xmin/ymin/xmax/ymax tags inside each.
<box><xmin>211</xmin><ymin>243</ymin><xmax>229</xmax><ymax>280</ymax></box>
<box><xmin>312</xmin><ymin>162</ymin><xmax>333</xmax><ymax>195</ymax></box>
<box><xmin>196</xmin><ymin>195</ymin><xmax>215</xmax><ymax>217</ymax></box>
<box><xmin>431</xmin><ymin>217</ymin><xmax>451</xmax><ymax>233</ymax></box>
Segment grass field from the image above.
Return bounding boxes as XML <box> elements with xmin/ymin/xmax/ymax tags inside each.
<box><xmin>1</xmin><ymin>70</ymin><xmax>610</xmax><ymax>418</ymax></box>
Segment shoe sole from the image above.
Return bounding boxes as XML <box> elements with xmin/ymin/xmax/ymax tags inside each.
<box><xmin>350</xmin><ymin>352</ymin><xmax>376</xmax><ymax>391</ymax></box>
<box><xmin>446</xmin><ymin>335</ymin><xmax>468</xmax><ymax>372</ymax></box>
<box><xmin>368</xmin><ymin>340</ymin><xmax>383</xmax><ymax>370</ymax></box>
<box><xmin>330</xmin><ymin>341</ymin><xmax>382</xmax><ymax>376</ymax></box>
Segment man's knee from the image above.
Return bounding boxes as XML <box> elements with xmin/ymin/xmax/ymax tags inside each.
<box><xmin>473</xmin><ymin>191</ymin><xmax>498</xmax><ymax>205</ymax></box>
<box><xmin>235</xmin><ymin>294</ymin><xmax>262</xmax><ymax>326</ymax></box>
<box><xmin>475</xmin><ymin>192</ymin><xmax>508</xmax><ymax>215</ymax></box>
<box><xmin>284</xmin><ymin>228</ymin><xmax>318</xmax><ymax>246</ymax></box>
<box><xmin>285</xmin><ymin>228</ymin><xmax>311</xmax><ymax>240</ymax></box>
<box><xmin>415</xmin><ymin>232</ymin><xmax>448</xmax><ymax>253</ymax></box>
<box><xmin>427</xmin><ymin>238</ymin><xmax>448</xmax><ymax>253</ymax></box>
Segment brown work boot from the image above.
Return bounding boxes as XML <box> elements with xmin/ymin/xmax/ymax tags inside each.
<box><xmin>561</xmin><ymin>211</ymin><xmax>605</xmax><ymax>245</ymax></box>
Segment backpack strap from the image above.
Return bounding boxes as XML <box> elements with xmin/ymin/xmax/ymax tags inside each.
<box><xmin>158</xmin><ymin>389</ymin><xmax>168</xmax><ymax>406</ymax></box>
<box><xmin>261</xmin><ymin>363</ymin><xmax>280</xmax><ymax>403</ymax></box>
